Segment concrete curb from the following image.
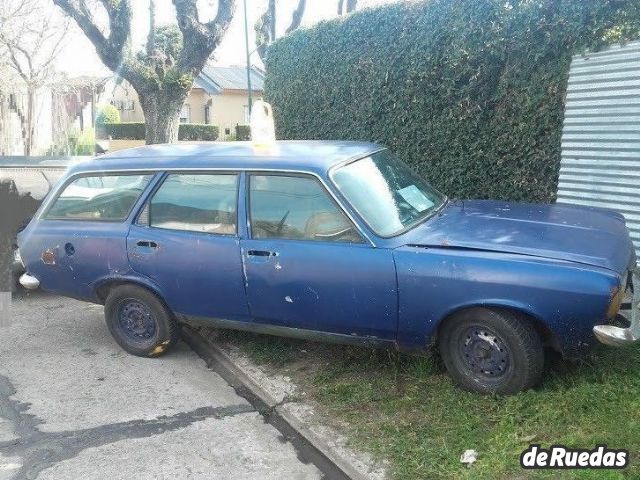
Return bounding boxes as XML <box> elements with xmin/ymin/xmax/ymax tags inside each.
<box><xmin>181</xmin><ymin>325</ymin><xmax>374</xmax><ymax>480</ymax></box>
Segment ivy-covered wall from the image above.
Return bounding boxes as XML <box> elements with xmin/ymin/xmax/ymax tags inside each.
<box><xmin>265</xmin><ymin>0</ymin><xmax>640</xmax><ymax>202</ymax></box>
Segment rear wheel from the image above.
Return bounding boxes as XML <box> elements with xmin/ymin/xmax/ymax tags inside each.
<box><xmin>439</xmin><ymin>308</ymin><xmax>544</xmax><ymax>394</ymax></box>
<box><xmin>104</xmin><ymin>284</ymin><xmax>179</xmax><ymax>357</ymax></box>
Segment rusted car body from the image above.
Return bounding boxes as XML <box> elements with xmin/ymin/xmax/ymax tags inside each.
<box><xmin>16</xmin><ymin>142</ymin><xmax>638</xmax><ymax>393</ymax></box>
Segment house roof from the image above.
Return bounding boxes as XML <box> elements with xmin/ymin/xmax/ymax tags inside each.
<box><xmin>194</xmin><ymin>65</ymin><xmax>265</xmax><ymax>95</ymax></box>
<box><xmin>70</xmin><ymin>141</ymin><xmax>383</xmax><ymax>177</ymax></box>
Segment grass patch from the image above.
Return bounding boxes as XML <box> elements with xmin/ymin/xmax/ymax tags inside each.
<box><xmin>214</xmin><ymin>329</ymin><xmax>640</xmax><ymax>479</ymax></box>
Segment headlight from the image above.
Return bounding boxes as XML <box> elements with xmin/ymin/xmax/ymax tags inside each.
<box><xmin>607</xmin><ymin>272</ymin><xmax>627</xmax><ymax>319</ymax></box>
<box><xmin>607</xmin><ymin>288</ymin><xmax>624</xmax><ymax>319</ymax></box>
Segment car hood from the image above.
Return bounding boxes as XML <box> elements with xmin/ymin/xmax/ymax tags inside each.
<box><xmin>402</xmin><ymin>200</ymin><xmax>634</xmax><ymax>274</ymax></box>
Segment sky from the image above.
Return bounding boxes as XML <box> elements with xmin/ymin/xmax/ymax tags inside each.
<box><xmin>54</xmin><ymin>0</ymin><xmax>402</xmax><ymax>76</ymax></box>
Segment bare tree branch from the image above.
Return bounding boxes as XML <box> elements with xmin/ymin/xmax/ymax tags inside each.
<box><xmin>256</xmin><ymin>0</ymin><xmax>306</xmax><ymax>63</ymax></box>
<box><xmin>146</xmin><ymin>0</ymin><xmax>156</xmax><ymax>58</ymax></box>
<box><xmin>211</xmin><ymin>0</ymin><xmax>236</xmax><ymax>29</ymax></box>
<box><xmin>5</xmin><ymin>44</ymin><xmax>30</xmax><ymax>82</ymax></box>
<box><xmin>52</xmin><ymin>0</ymin><xmax>132</xmax><ymax>72</ymax></box>
<box><xmin>269</xmin><ymin>0</ymin><xmax>276</xmax><ymax>40</ymax></box>
<box><xmin>338</xmin><ymin>0</ymin><xmax>357</xmax><ymax>15</ymax></box>
<box><xmin>172</xmin><ymin>0</ymin><xmax>235</xmax><ymax>72</ymax></box>
<box><xmin>10</xmin><ymin>49</ymin><xmax>29</xmax><ymax>79</ymax></box>
<box><xmin>286</xmin><ymin>0</ymin><xmax>306</xmax><ymax>34</ymax></box>
<box><xmin>52</xmin><ymin>0</ymin><xmax>114</xmax><ymax>68</ymax></box>
<box><xmin>0</xmin><ymin>0</ymin><xmax>69</xmax><ymax>154</ymax></box>
<box><xmin>255</xmin><ymin>0</ymin><xmax>274</xmax><ymax>63</ymax></box>
<box><xmin>1</xmin><ymin>0</ymin><xmax>67</xmax><ymax>85</ymax></box>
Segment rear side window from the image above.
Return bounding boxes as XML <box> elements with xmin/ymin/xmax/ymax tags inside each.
<box><xmin>46</xmin><ymin>174</ymin><xmax>152</xmax><ymax>221</ymax></box>
<box><xmin>149</xmin><ymin>174</ymin><xmax>238</xmax><ymax>235</ymax></box>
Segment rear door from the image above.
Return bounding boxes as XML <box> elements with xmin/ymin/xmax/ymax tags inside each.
<box><xmin>241</xmin><ymin>173</ymin><xmax>397</xmax><ymax>340</ymax></box>
<box><xmin>20</xmin><ymin>173</ymin><xmax>154</xmax><ymax>299</ymax></box>
<box><xmin>127</xmin><ymin>172</ymin><xmax>249</xmax><ymax>321</ymax></box>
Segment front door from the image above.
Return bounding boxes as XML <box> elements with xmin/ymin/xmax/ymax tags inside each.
<box><xmin>241</xmin><ymin>173</ymin><xmax>397</xmax><ymax>340</ymax></box>
<box><xmin>127</xmin><ymin>172</ymin><xmax>249</xmax><ymax>321</ymax></box>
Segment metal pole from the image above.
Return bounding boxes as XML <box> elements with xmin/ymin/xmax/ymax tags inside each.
<box><xmin>243</xmin><ymin>0</ymin><xmax>253</xmax><ymax>114</ymax></box>
<box><xmin>270</xmin><ymin>0</ymin><xmax>276</xmax><ymax>42</ymax></box>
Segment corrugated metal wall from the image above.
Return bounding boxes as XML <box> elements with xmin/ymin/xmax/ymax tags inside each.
<box><xmin>558</xmin><ymin>40</ymin><xmax>640</xmax><ymax>257</ymax></box>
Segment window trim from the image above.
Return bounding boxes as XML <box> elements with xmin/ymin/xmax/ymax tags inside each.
<box><xmin>245</xmin><ymin>171</ymin><xmax>366</xmax><ymax>245</ymax></box>
<box><xmin>41</xmin><ymin>172</ymin><xmax>154</xmax><ymax>223</ymax></box>
<box><xmin>40</xmin><ymin>166</ymin><xmax>375</xmax><ymax>246</ymax></box>
<box><xmin>142</xmin><ymin>171</ymin><xmax>241</xmax><ymax>237</ymax></box>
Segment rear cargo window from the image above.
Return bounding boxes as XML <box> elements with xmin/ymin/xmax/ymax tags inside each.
<box><xmin>45</xmin><ymin>174</ymin><xmax>152</xmax><ymax>221</ymax></box>
<box><xmin>148</xmin><ymin>174</ymin><xmax>238</xmax><ymax>235</ymax></box>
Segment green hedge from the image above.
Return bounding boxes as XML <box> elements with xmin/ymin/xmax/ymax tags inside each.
<box><xmin>98</xmin><ymin>122</ymin><xmax>145</xmax><ymax>140</ymax></box>
<box><xmin>178</xmin><ymin>124</ymin><xmax>219</xmax><ymax>141</ymax></box>
<box><xmin>95</xmin><ymin>105</ymin><xmax>120</xmax><ymax>126</ymax></box>
<box><xmin>98</xmin><ymin>122</ymin><xmax>219</xmax><ymax>141</ymax></box>
<box><xmin>235</xmin><ymin>124</ymin><xmax>251</xmax><ymax>141</ymax></box>
<box><xmin>265</xmin><ymin>0</ymin><xmax>640</xmax><ymax>202</ymax></box>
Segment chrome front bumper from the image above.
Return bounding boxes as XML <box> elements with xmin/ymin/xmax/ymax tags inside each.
<box><xmin>19</xmin><ymin>273</ymin><xmax>40</xmax><ymax>290</ymax></box>
<box><xmin>593</xmin><ymin>268</ymin><xmax>639</xmax><ymax>347</ymax></box>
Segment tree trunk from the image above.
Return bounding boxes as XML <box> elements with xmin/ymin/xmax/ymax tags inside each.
<box><xmin>138</xmin><ymin>92</ymin><xmax>184</xmax><ymax>144</ymax></box>
<box><xmin>0</xmin><ymin>94</ymin><xmax>8</xmax><ymax>155</ymax></box>
<box><xmin>8</xmin><ymin>92</ymin><xmax>32</xmax><ymax>156</ymax></box>
<box><xmin>25</xmin><ymin>88</ymin><xmax>34</xmax><ymax>156</ymax></box>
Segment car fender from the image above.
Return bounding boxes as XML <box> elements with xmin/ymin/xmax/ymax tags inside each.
<box><xmin>92</xmin><ymin>272</ymin><xmax>168</xmax><ymax>306</ymax></box>
<box><xmin>393</xmin><ymin>246</ymin><xmax>617</xmax><ymax>357</ymax></box>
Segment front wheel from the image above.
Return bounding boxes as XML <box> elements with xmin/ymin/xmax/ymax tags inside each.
<box><xmin>439</xmin><ymin>308</ymin><xmax>544</xmax><ymax>394</ymax></box>
<box><xmin>104</xmin><ymin>284</ymin><xmax>179</xmax><ymax>357</ymax></box>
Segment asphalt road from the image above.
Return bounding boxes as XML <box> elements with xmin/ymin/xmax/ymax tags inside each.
<box><xmin>0</xmin><ymin>291</ymin><xmax>322</xmax><ymax>480</ymax></box>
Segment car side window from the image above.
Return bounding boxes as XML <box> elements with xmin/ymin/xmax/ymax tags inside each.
<box><xmin>45</xmin><ymin>174</ymin><xmax>152</xmax><ymax>221</ymax></box>
<box><xmin>148</xmin><ymin>173</ymin><xmax>238</xmax><ymax>235</ymax></box>
<box><xmin>249</xmin><ymin>174</ymin><xmax>363</xmax><ymax>243</ymax></box>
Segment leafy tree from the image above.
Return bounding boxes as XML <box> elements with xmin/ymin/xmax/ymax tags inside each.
<box><xmin>53</xmin><ymin>0</ymin><xmax>236</xmax><ymax>144</ymax></box>
<box><xmin>154</xmin><ymin>25</ymin><xmax>183</xmax><ymax>62</ymax></box>
<box><xmin>95</xmin><ymin>104</ymin><xmax>120</xmax><ymax>125</ymax></box>
<box><xmin>136</xmin><ymin>24</ymin><xmax>183</xmax><ymax>68</ymax></box>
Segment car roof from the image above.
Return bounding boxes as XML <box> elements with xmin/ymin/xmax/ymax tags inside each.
<box><xmin>68</xmin><ymin>141</ymin><xmax>383</xmax><ymax>177</ymax></box>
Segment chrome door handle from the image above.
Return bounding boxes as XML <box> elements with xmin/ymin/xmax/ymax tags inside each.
<box><xmin>136</xmin><ymin>240</ymin><xmax>158</xmax><ymax>248</ymax></box>
<box><xmin>247</xmin><ymin>250</ymin><xmax>276</xmax><ymax>257</ymax></box>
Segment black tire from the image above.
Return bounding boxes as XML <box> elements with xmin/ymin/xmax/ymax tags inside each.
<box><xmin>439</xmin><ymin>308</ymin><xmax>544</xmax><ymax>395</ymax></box>
<box><xmin>104</xmin><ymin>284</ymin><xmax>179</xmax><ymax>357</ymax></box>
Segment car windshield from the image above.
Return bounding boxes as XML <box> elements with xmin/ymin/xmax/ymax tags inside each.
<box><xmin>332</xmin><ymin>150</ymin><xmax>446</xmax><ymax>237</ymax></box>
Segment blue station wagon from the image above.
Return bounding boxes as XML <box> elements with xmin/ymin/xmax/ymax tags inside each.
<box><xmin>17</xmin><ymin>141</ymin><xmax>639</xmax><ymax>394</ymax></box>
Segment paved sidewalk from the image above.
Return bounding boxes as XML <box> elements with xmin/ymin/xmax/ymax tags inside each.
<box><xmin>0</xmin><ymin>291</ymin><xmax>321</xmax><ymax>480</ymax></box>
